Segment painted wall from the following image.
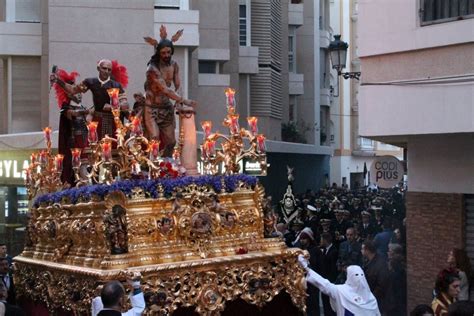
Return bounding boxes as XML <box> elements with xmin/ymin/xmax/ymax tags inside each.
<box><xmin>407</xmin><ymin>133</ymin><xmax>474</xmax><ymax>194</ymax></box>
<box><xmin>358</xmin><ymin>0</ymin><xmax>474</xmax><ymax>57</ymax></box>
<box><xmin>359</xmin><ymin>83</ymin><xmax>474</xmax><ymax>138</ymax></box>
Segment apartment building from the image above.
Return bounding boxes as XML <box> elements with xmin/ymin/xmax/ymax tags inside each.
<box><xmin>358</xmin><ymin>0</ymin><xmax>474</xmax><ymax>309</ymax></box>
<box><xmin>0</xmin><ymin>0</ymin><xmax>332</xmax><ymax>253</ymax></box>
<box><xmin>329</xmin><ymin>0</ymin><xmax>403</xmax><ymax>189</ymax></box>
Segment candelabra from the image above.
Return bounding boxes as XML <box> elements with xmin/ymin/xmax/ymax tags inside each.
<box><xmin>72</xmin><ymin>88</ymin><xmax>182</xmax><ymax>185</ymax></box>
<box><xmin>24</xmin><ymin>127</ymin><xmax>69</xmax><ymax>199</ymax></box>
<box><xmin>200</xmin><ymin>88</ymin><xmax>267</xmax><ymax>176</ymax></box>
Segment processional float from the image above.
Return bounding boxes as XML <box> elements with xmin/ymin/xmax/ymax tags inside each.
<box><xmin>15</xmin><ymin>88</ymin><xmax>306</xmax><ymax>315</ymax></box>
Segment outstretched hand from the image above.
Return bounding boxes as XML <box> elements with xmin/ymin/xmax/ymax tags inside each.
<box><xmin>49</xmin><ymin>73</ymin><xmax>58</xmax><ymax>85</ymax></box>
<box><xmin>298</xmin><ymin>254</ymin><xmax>309</xmax><ymax>270</ymax></box>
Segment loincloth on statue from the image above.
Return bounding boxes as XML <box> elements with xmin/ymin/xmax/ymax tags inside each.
<box><xmin>144</xmin><ymin>104</ymin><xmax>175</xmax><ymax>128</ymax></box>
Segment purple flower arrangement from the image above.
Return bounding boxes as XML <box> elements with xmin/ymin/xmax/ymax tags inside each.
<box><xmin>33</xmin><ymin>174</ymin><xmax>258</xmax><ymax>207</ymax></box>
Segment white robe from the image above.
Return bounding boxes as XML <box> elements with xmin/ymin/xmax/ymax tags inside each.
<box><xmin>300</xmin><ymin>255</ymin><xmax>380</xmax><ymax>316</ymax></box>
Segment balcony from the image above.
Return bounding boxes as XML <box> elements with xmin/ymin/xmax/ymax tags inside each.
<box><xmin>238</xmin><ymin>46</ymin><xmax>259</xmax><ymax>74</ymax></box>
<box><xmin>288</xmin><ymin>2</ymin><xmax>303</xmax><ymax>26</ymax></box>
<box><xmin>0</xmin><ymin>22</ymin><xmax>41</xmax><ymax>56</ymax></box>
<box><xmin>289</xmin><ymin>73</ymin><xmax>304</xmax><ymax>95</ymax></box>
<box><xmin>154</xmin><ymin>9</ymin><xmax>199</xmax><ymax>47</ymax></box>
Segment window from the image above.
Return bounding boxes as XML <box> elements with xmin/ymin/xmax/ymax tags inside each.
<box><xmin>199</xmin><ymin>61</ymin><xmax>217</xmax><ymax>74</ymax></box>
<box><xmin>289</xmin><ymin>96</ymin><xmax>296</xmax><ymax>122</ymax></box>
<box><xmin>154</xmin><ymin>0</ymin><xmax>180</xmax><ymax>9</ymax></box>
<box><xmin>5</xmin><ymin>0</ymin><xmax>41</xmax><ymax>23</ymax></box>
<box><xmin>239</xmin><ymin>5</ymin><xmax>247</xmax><ymax>45</ymax></box>
<box><xmin>420</xmin><ymin>0</ymin><xmax>474</xmax><ymax>25</ymax></box>
<box><xmin>288</xmin><ymin>27</ymin><xmax>296</xmax><ymax>73</ymax></box>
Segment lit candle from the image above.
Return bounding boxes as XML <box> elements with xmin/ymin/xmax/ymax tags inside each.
<box><xmin>229</xmin><ymin>114</ymin><xmax>240</xmax><ymax>134</ymax></box>
<box><xmin>55</xmin><ymin>154</ymin><xmax>64</xmax><ymax>173</ymax></box>
<box><xmin>71</xmin><ymin>148</ymin><xmax>82</xmax><ymax>168</ymax></box>
<box><xmin>131</xmin><ymin>116</ymin><xmax>143</xmax><ymax>136</ymax></box>
<box><xmin>149</xmin><ymin>140</ymin><xmax>160</xmax><ymax>161</ymax></box>
<box><xmin>247</xmin><ymin>117</ymin><xmax>258</xmax><ymax>135</ymax></box>
<box><xmin>39</xmin><ymin>150</ymin><xmax>48</xmax><ymax>166</ymax></box>
<box><xmin>87</xmin><ymin>121</ymin><xmax>98</xmax><ymax>143</ymax></box>
<box><xmin>256</xmin><ymin>134</ymin><xmax>266</xmax><ymax>153</ymax></box>
<box><xmin>201</xmin><ymin>121</ymin><xmax>212</xmax><ymax>139</ymax></box>
<box><xmin>107</xmin><ymin>88</ymin><xmax>120</xmax><ymax>109</ymax></box>
<box><xmin>101</xmin><ymin>141</ymin><xmax>112</xmax><ymax>161</ymax></box>
<box><xmin>224</xmin><ymin>88</ymin><xmax>236</xmax><ymax>112</ymax></box>
<box><xmin>201</xmin><ymin>144</ymin><xmax>208</xmax><ymax>159</ymax></box>
<box><xmin>30</xmin><ymin>153</ymin><xmax>37</xmax><ymax>165</ymax></box>
<box><xmin>206</xmin><ymin>139</ymin><xmax>216</xmax><ymax>156</ymax></box>
<box><xmin>43</xmin><ymin>127</ymin><xmax>52</xmax><ymax>144</ymax></box>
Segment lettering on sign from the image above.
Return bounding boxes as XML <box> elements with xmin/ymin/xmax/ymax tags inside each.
<box><xmin>369</xmin><ymin>156</ymin><xmax>405</xmax><ymax>188</ymax></box>
<box><xmin>0</xmin><ymin>160</ymin><xmax>29</xmax><ymax>179</ymax></box>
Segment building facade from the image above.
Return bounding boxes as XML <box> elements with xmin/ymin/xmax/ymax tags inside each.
<box><xmin>358</xmin><ymin>0</ymin><xmax>474</xmax><ymax>310</ymax></box>
<box><xmin>0</xmin><ymin>0</ymin><xmax>333</xmax><ymax>254</ymax></box>
<box><xmin>329</xmin><ymin>0</ymin><xmax>403</xmax><ymax>190</ymax></box>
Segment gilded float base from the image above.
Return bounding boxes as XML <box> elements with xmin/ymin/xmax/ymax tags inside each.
<box><xmin>14</xmin><ymin>247</ymin><xmax>306</xmax><ymax>315</ymax></box>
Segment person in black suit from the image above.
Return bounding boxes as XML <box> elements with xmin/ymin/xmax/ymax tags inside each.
<box><xmin>97</xmin><ymin>281</ymin><xmax>126</xmax><ymax>316</ymax></box>
<box><xmin>360</xmin><ymin>211</ymin><xmax>376</xmax><ymax>241</ymax></box>
<box><xmin>92</xmin><ymin>278</ymin><xmax>145</xmax><ymax>316</ymax></box>
<box><xmin>319</xmin><ymin>232</ymin><xmax>338</xmax><ymax>316</ymax></box>
<box><xmin>0</xmin><ymin>280</ymin><xmax>24</xmax><ymax>315</ymax></box>
<box><xmin>0</xmin><ymin>258</ymin><xmax>15</xmax><ymax>305</ymax></box>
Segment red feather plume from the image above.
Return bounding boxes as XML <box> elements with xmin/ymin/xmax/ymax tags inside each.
<box><xmin>53</xmin><ymin>69</ymin><xmax>79</xmax><ymax>108</ymax></box>
<box><xmin>111</xmin><ymin>60</ymin><xmax>129</xmax><ymax>89</ymax></box>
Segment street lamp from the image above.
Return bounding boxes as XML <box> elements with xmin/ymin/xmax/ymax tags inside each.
<box><xmin>328</xmin><ymin>35</ymin><xmax>360</xmax><ymax>80</ymax></box>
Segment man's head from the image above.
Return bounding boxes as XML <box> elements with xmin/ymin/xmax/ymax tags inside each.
<box><xmin>157</xmin><ymin>43</ymin><xmax>173</xmax><ymax>65</ymax></box>
<box><xmin>361</xmin><ymin>240</ymin><xmax>376</xmax><ymax>260</ymax></box>
<box><xmin>0</xmin><ymin>244</ymin><xmax>6</xmax><ymax>257</ymax></box>
<box><xmin>321</xmin><ymin>232</ymin><xmax>333</xmax><ymax>247</ymax></box>
<box><xmin>97</xmin><ymin>59</ymin><xmax>112</xmax><ymax>81</ymax></box>
<box><xmin>0</xmin><ymin>258</ymin><xmax>8</xmax><ymax>275</ymax></box>
<box><xmin>346</xmin><ymin>227</ymin><xmax>355</xmax><ymax>243</ymax></box>
<box><xmin>361</xmin><ymin>211</ymin><xmax>371</xmax><ymax>224</ymax></box>
<box><xmin>101</xmin><ymin>281</ymin><xmax>126</xmax><ymax>309</ymax></box>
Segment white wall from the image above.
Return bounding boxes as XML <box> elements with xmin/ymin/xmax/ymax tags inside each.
<box><xmin>408</xmin><ymin>134</ymin><xmax>474</xmax><ymax>194</ymax></box>
<box><xmin>358</xmin><ymin>0</ymin><xmax>474</xmax><ymax>57</ymax></box>
<box><xmin>359</xmin><ymin>83</ymin><xmax>474</xmax><ymax>138</ymax></box>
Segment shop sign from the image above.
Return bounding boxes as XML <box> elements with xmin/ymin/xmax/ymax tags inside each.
<box><xmin>0</xmin><ymin>159</ymin><xmax>29</xmax><ymax>179</ymax></box>
<box><xmin>369</xmin><ymin>155</ymin><xmax>404</xmax><ymax>188</ymax></box>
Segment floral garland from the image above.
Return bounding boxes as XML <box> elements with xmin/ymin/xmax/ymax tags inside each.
<box><xmin>33</xmin><ymin>174</ymin><xmax>258</xmax><ymax>207</ymax></box>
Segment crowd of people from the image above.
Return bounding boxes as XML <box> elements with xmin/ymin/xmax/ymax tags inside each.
<box><xmin>271</xmin><ymin>184</ymin><xmax>473</xmax><ymax>316</ymax></box>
